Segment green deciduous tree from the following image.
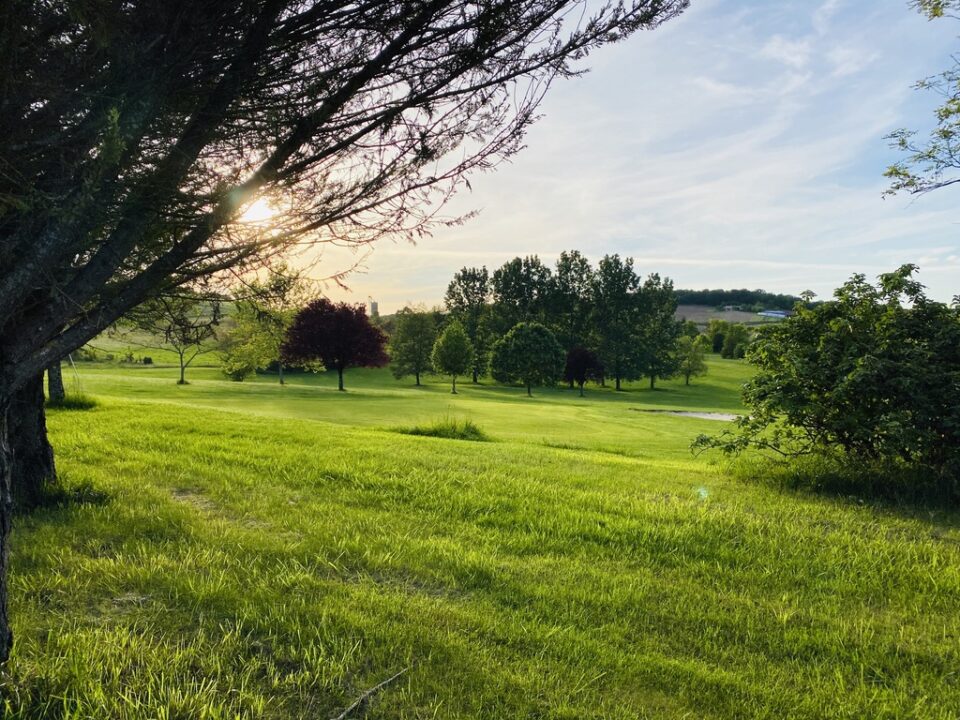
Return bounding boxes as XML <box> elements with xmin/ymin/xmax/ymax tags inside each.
<box><xmin>490</xmin><ymin>322</ymin><xmax>564</xmax><ymax>396</ymax></box>
<box><xmin>590</xmin><ymin>254</ymin><xmax>642</xmax><ymax>390</ymax></box>
<box><xmin>222</xmin><ymin>267</ymin><xmax>310</xmax><ymax>382</ymax></box>
<box><xmin>696</xmin><ymin>265</ymin><xmax>960</xmax><ymax>491</ymax></box>
<box><xmin>390</xmin><ymin>307</ymin><xmax>438</xmax><ymax>386</ymax></box>
<box><xmin>490</xmin><ymin>256</ymin><xmax>553</xmax><ymax>334</ymax></box>
<box><xmin>549</xmin><ymin>250</ymin><xmax>595</xmax><ymax>351</ymax></box>
<box><xmin>721</xmin><ymin>323</ymin><xmax>750</xmax><ymax>359</ymax></box>
<box><xmin>886</xmin><ymin>1</ymin><xmax>960</xmax><ymax>195</ymax></box>
<box><xmin>638</xmin><ymin>273</ymin><xmax>682</xmax><ymax>389</ymax></box>
<box><xmin>431</xmin><ymin>321</ymin><xmax>475</xmax><ymax>394</ymax></box>
<box><xmin>444</xmin><ymin>267</ymin><xmax>490</xmax><ymax>383</ymax></box>
<box><xmin>126</xmin><ymin>293</ymin><xmax>222</xmax><ymax>385</ymax></box>
<box><xmin>706</xmin><ymin>319</ymin><xmax>728</xmax><ymax>354</ymax></box>
<box><xmin>677</xmin><ymin>335</ymin><xmax>709</xmax><ymax>385</ymax></box>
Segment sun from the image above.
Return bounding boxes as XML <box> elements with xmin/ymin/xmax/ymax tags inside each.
<box><xmin>239</xmin><ymin>197</ymin><xmax>276</xmax><ymax>224</ymax></box>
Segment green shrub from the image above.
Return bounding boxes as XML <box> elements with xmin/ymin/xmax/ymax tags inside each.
<box><xmin>394</xmin><ymin>417</ymin><xmax>489</xmax><ymax>442</ymax></box>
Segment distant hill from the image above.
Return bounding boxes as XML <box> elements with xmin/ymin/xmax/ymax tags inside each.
<box><xmin>674</xmin><ymin>305</ymin><xmax>768</xmax><ymax>326</ymax></box>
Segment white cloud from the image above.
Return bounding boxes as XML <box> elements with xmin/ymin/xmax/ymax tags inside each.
<box><xmin>814</xmin><ymin>0</ymin><xmax>844</xmax><ymax>36</ymax></box>
<box><xmin>761</xmin><ymin>35</ymin><xmax>812</xmax><ymax>69</ymax></box>
<box><xmin>827</xmin><ymin>45</ymin><xmax>878</xmax><ymax>77</ymax></box>
<box><xmin>313</xmin><ymin>0</ymin><xmax>960</xmax><ymax>310</ymax></box>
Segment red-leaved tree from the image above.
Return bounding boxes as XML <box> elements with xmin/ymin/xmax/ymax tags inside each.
<box><xmin>282</xmin><ymin>300</ymin><xmax>388</xmax><ymax>391</ymax></box>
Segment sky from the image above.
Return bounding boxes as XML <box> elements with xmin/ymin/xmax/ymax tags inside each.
<box><xmin>320</xmin><ymin>0</ymin><xmax>960</xmax><ymax>312</ymax></box>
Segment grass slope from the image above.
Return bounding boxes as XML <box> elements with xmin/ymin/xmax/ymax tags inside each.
<box><xmin>3</xmin><ymin>361</ymin><xmax>959</xmax><ymax>718</ymax></box>
<box><xmin>62</xmin><ymin>358</ymin><xmax>749</xmax><ymax>461</ymax></box>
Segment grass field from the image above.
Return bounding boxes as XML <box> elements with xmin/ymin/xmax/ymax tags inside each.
<box><xmin>4</xmin><ymin>358</ymin><xmax>960</xmax><ymax>718</ymax></box>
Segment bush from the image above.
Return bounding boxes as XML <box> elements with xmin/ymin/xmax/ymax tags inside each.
<box><xmin>696</xmin><ymin>266</ymin><xmax>960</xmax><ymax>499</ymax></box>
<box><xmin>221</xmin><ymin>356</ymin><xmax>256</xmax><ymax>381</ymax></box>
<box><xmin>394</xmin><ymin>418</ymin><xmax>489</xmax><ymax>442</ymax></box>
<box><xmin>142</xmin><ymin>356</ymin><xmax>153</xmax><ymax>365</ymax></box>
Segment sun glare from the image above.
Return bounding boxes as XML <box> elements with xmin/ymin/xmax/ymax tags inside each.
<box><xmin>239</xmin><ymin>197</ymin><xmax>276</xmax><ymax>224</ymax></box>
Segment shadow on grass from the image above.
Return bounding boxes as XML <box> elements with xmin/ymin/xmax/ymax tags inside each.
<box><xmin>731</xmin><ymin>454</ymin><xmax>960</xmax><ymax>523</ymax></box>
<box><xmin>45</xmin><ymin>394</ymin><xmax>98</xmax><ymax>411</ymax></box>
<box><xmin>14</xmin><ymin>480</ymin><xmax>110</xmax><ymax>517</ymax></box>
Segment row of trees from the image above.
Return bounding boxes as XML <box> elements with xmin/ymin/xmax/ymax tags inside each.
<box><xmin>442</xmin><ymin>252</ymin><xmax>686</xmax><ymax>390</ymax></box>
<box><xmin>116</xmin><ymin>255</ymin><xmax>719</xmax><ymax>395</ymax></box>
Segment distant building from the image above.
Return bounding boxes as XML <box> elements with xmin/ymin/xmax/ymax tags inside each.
<box><xmin>368</xmin><ymin>300</ymin><xmax>379</xmax><ymax>318</ymax></box>
<box><xmin>757</xmin><ymin>309</ymin><xmax>791</xmax><ymax>320</ymax></box>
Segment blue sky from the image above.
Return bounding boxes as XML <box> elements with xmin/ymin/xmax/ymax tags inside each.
<box><xmin>324</xmin><ymin>0</ymin><xmax>960</xmax><ymax>311</ymax></box>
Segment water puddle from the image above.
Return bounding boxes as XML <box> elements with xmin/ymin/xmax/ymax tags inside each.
<box><xmin>630</xmin><ymin>409</ymin><xmax>738</xmax><ymax>421</ymax></box>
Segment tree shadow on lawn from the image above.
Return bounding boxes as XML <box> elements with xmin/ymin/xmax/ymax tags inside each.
<box><xmin>734</xmin><ymin>455</ymin><xmax>960</xmax><ymax>528</ymax></box>
<box><xmin>13</xmin><ymin>478</ymin><xmax>110</xmax><ymax>518</ymax></box>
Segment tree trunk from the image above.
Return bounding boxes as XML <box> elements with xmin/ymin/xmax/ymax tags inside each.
<box><xmin>47</xmin><ymin>362</ymin><xmax>65</xmax><ymax>403</ymax></box>
<box><xmin>337</xmin><ymin>367</ymin><xmax>345</xmax><ymax>391</ymax></box>
<box><xmin>451</xmin><ymin>376</ymin><xmax>457</xmax><ymax>394</ymax></box>
<box><xmin>0</xmin><ymin>400</ymin><xmax>13</xmax><ymax>663</ymax></box>
<box><xmin>615</xmin><ymin>376</ymin><xmax>621</xmax><ymax>391</ymax></box>
<box><xmin>685</xmin><ymin>373</ymin><xmax>690</xmax><ymax>386</ymax></box>
<box><xmin>415</xmin><ymin>371</ymin><xmax>420</xmax><ymax>386</ymax></box>
<box><xmin>578</xmin><ymin>382</ymin><xmax>584</xmax><ymax>397</ymax></box>
<box><xmin>278</xmin><ymin>361</ymin><xmax>284</xmax><ymax>385</ymax></box>
<box><xmin>649</xmin><ymin>376</ymin><xmax>656</xmax><ymax>390</ymax></box>
<box><xmin>178</xmin><ymin>354</ymin><xmax>187</xmax><ymax>384</ymax></box>
<box><xmin>526</xmin><ymin>382</ymin><xmax>532</xmax><ymax>397</ymax></box>
<box><xmin>10</xmin><ymin>374</ymin><xmax>56</xmax><ymax>510</ymax></box>
<box><xmin>472</xmin><ymin>368</ymin><xmax>478</xmax><ymax>384</ymax></box>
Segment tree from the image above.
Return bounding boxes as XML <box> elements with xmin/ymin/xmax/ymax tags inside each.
<box><xmin>564</xmin><ymin>347</ymin><xmax>603</xmax><ymax>397</ymax></box>
<box><xmin>721</xmin><ymin>323</ymin><xmax>751</xmax><ymax>359</ymax></box>
<box><xmin>390</xmin><ymin>307</ymin><xmax>438</xmax><ymax>386</ymax></box>
<box><xmin>638</xmin><ymin>273</ymin><xmax>682</xmax><ymax>389</ymax></box>
<box><xmin>490</xmin><ymin>256</ymin><xmax>553</xmax><ymax>334</ymax></box>
<box><xmin>444</xmin><ymin>267</ymin><xmax>490</xmax><ymax>383</ymax></box>
<box><xmin>696</xmin><ymin>266</ymin><xmax>960</xmax><ymax>489</ymax></box>
<box><xmin>706</xmin><ymin>319</ymin><xmax>729</xmax><ymax>354</ymax></box>
<box><xmin>126</xmin><ymin>294</ymin><xmax>222</xmax><ymax>384</ymax></box>
<box><xmin>222</xmin><ymin>266</ymin><xmax>311</xmax><ymax>383</ymax></box>
<box><xmin>47</xmin><ymin>362</ymin><xmax>65</xmax><ymax>403</ymax></box>
<box><xmin>0</xmin><ymin>0</ymin><xmax>687</xmax><ymax>665</ymax></box>
<box><xmin>431</xmin><ymin>321</ymin><xmax>475</xmax><ymax>394</ymax></box>
<box><xmin>550</xmin><ymin>250</ymin><xmax>595</xmax><ymax>351</ymax></box>
<box><xmin>490</xmin><ymin>322</ymin><xmax>565</xmax><ymax>396</ymax></box>
<box><xmin>282</xmin><ymin>299</ymin><xmax>388</xmax><ymax>391</ymax></box>
<box><xmin>680</xmin><ymin>320</ymin><xmax>700</xmax><ymax>339</ymax></box>
<box><xmin>886</xmin><ymin>1</ymin><xmax>960</xmax><ymax>195</ymax></box>
<box><xmin>591</xmin><ymin>254</ymin><xmax>643</xmax><ymax>390</ymax></box>
<box><xmin>677</xmin><ymin>335</ymin><xmax>709</xmax><ymax>385</ymax></box>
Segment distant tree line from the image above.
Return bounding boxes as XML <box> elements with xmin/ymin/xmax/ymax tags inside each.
<box><xmin>675</xmin><ymin>288</ymin><xmax>801</xmax><ymax>311</ymax></box>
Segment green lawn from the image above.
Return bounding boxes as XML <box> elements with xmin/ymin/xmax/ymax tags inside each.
<box><xmin>4</xmin><ymin>359</ymin><xmax>959</xmax><ymax>718</ymax></box>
